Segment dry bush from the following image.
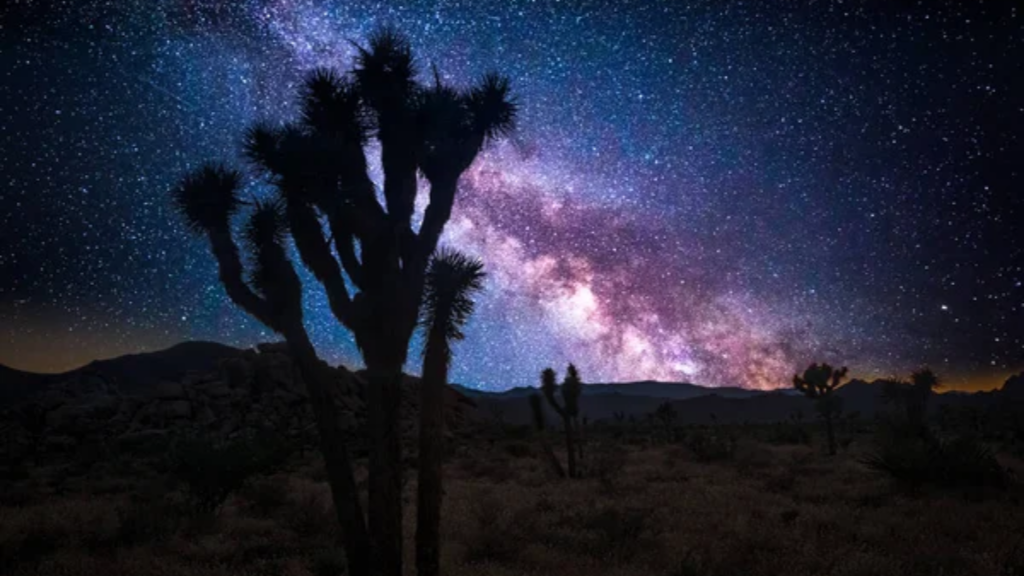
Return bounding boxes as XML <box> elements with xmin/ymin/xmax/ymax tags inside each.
<box><xmin>501</xmin><ymin>441</ymin><xmax>533</xmax><ymax>459</ymax></box>
<box><xmin>239</xmin><ymin>474</ymin><xmax>290</xmax><ymax>517</ymax></box>
<box><xmin>459</xmin><ymin>489</ymin><xmax>521</xmax><ymax>565</ymax></box>
<box><xmin>280</xmin><ymin>478</ymin><xmax>335</xmax><ymax>538</ymax></box>
<box><xmin>3</xmin><ymin>429</ymin><xmax>1024</xmax><ymax>576</ymax></box>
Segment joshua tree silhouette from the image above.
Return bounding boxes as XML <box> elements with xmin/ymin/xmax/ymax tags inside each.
<box><xmin>793</xmin><ymin>363</ymin><xmax>848</xmax><ymax>455</ymax></box>
<box><xmin>654</xmin><ymin>400</ymin><xmax>678</xmax><ymax>442</ymax></box>
<box><xmin>530</xmin><ymin>364</ymin><xmax>583</xmax><ymax>478</ymax></box>
<box><xmin>171</xmin><ymin>27</ymin><xmax>516</xmax><ymax>576</ymax></box>
<box><xmin>882</xmin><ymin>367</ymin><xmax>941</xmax><ymax>434</ymax></box>
<box><xmin>417</xmin><ymin>249</ymin><xmax>485</xmax><ymax>576</ymax></box>
<box><xmin>528</xmin><ymin>392</ymin><xmax>567</xmax><ymax>478</ymax></box>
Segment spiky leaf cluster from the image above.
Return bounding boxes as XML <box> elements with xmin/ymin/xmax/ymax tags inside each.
<box><xmin>172</xmin><ymin>164</ymin><xmax>243</xmax><ymax>234</ymax></box>
<box><xmin>539</xmin><ymin>364</ymin><xmax>583</xmax><ymax>418</ymax></box>
<box><xmin>792</xmin><ymin>363</ymin><xmax>848</xmax><ymax>399</ymax></box>
<box><xmin>528</xmin><ymin>393</ymin><xmax>546</xmax><ymax>431</ymax></box>
<box><xmin>421</xmin><ymin>248</ymin><xmax>486</xmax><ymax>347</ymax></box>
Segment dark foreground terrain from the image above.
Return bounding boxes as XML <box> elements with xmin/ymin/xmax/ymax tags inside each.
<box><xmin>3</xmin><ymin>431</ymin><xmax>1024</xmax><ymax>576</ymax></box>
<box><xmin>1</xmin><ymin>344</ymin><xmax>1023</xmax><ymax>576</ymax></box>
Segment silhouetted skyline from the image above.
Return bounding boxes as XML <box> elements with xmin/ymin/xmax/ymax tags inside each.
<box><xmin>1</xmin><ymin>1</ymin><xmax>1021</xmax><ymax>390</ymax></box>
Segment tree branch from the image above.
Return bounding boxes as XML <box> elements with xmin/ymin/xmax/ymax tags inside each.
<box><xmin>284</xmin><ymin>199</ymin><xmax>355</xmax><ymax>329</ymax></box>
<box><xmin>207</xmin><ymin>228</ymin><xmax>276</xmax><ymax>330</ymax></box>
<box><xmin>327</xmin><ymin>211</ymin><xmax>365</xmax><ymax>290</ymax></box>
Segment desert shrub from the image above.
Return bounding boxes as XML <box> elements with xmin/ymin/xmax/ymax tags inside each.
<box><xmin>239</xmin><ymin>474</ymin><xmax>289</xmax><ymax>517</ymax></box>
<box><xmin>1</xmin><ymin>460</ymin><xmax>31</xmax><ymax>483</ymax></box>
<box><xmin>502</xmin><ymin>441</ymin><xmax>533</xmax><ymax>459</ymax></box>
<box><xmin>685</xmin><ymin>429</ymin><xmax>736</xmax><ymax>463</ymax></box>
<box><xmin>115</xmin><ymin>497</ymin><xmax>184</xmax><ymax>546</ymax></box>
<box><xmin>283</xmin><ymin>486</ymin><xmax>334</xmax><ymax>537</ymax></box>
<box><xmin>460</xmin><ymin>452</ymin><xmax>515</xmax><ymax>483</ymax></box>
<box><xmin>668</xmin><ymin>552</ymin><xmax>708</xmax><ymax>576</ymax></box>
<box><xmin>582</xmin><ymin>506</ymin><xmax>660</xmax><ymax>560</ymax></box>
<box><xmin>0</xmin><ymin>484</ymin><xmax>37</xmax><ymax>507</ymax></box>
<box><xmin>0</xmin><ymin>526</ymin><xmax>63</xmax><ymax>571</ymax></box>
<box><xmin>582</xmin><ymin>441</ymin><xmax>627</xmax><ymax>480</ymax></box>
<box><xmin>779</xmin><ymin>509</ymin><xmax>800</xmax><ymax>524</ymax></box>
<box><xmin>311</xmin><ymin>548</ymin><xmax>348</xmax><ymax>576</ymax></box>
<box><xmin>762</xmin><ymin>470</ymin><xmax>797</xmax><ymax>493</ymax></box>
<box><xmin>864</xmin><ymin>430</ymin><xmax>1006</xmax><ymax>490</ymax></box>
<box><xmin>462</xmin><ymin>491</ymin><xmax>519</xmax><ymax>565</ymax></box>
<box><xmin>766</xmin><ymin>421</ymin><xmax>812</xmax><ymax>445</ymax></box>
<box><xmin>169</xmin><ymin>432</ymin><xmax>291</xmax><ymax>513</ymax></box>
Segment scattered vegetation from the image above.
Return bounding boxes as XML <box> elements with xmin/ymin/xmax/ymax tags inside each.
<box><xmin>169</xmin><ymin>433</ymin><xmax>291</xmax><ymax>513</ymax></box>
<box><xmin>864</xmin><ymin>427</ymin><xmax>1006</xmax><ymax>490</ymax></box>
<box><xmin>865</xmin><ymin>367</ymin><xmax>1007</xmax><ymax>490</ymax></box>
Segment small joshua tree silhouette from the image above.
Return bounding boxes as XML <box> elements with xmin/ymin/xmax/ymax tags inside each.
<box><xmin>793</xmin><ymin>363</ymin><xmax>849</xmax><ymax>455</ymax></box>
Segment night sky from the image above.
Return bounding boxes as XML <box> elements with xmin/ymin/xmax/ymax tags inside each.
<box><xmin>1</xmin><ymin>1</ymin><xmax>1021</xmax><ymax>391</ymax></box>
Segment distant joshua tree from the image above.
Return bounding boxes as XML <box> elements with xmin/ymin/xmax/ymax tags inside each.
<box><xmin>529</xmin><ymin>364</ymin><xmax>583</xmax><ymax>478</ymax></box>
<box><xmin>793</xmin><ymin>363</ymin><xmax>849</xmax><ymax>455</ymax></box>
<box><xmin>882</xmin><ymin>368</ymin><xmax>941</xmax><ymax>434</ymax></box>
<box><xmin>653</xmin><ymin>400</ymin><xmax>677</xmax><ymax>442</ymax></box>
<box><xmin>417</xmin><ymin>249</ymin><xmax>484</xmax><ymax>576</ymax></box>
<box><xmin>171</xmin><ymin>27</ymin><xmax>516</xmax><ymax>576</ymax></box>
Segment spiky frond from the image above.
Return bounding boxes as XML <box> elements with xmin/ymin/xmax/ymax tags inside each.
<box><xmin>416</xmin><ymin>83</ymin><xmax>471</xmax><ymax>181</ymax></box>
<box><xmin>541</xmin><ymin>367</ymin><xmax>558</xmax><ymax>398</ymax></box>
<box><xmin>562</xmin><ymin>363</ymin><xmax>582</xmax><ymax>415</ymax></box>
<box><xmin>245</xmin><ymin>122</ymin><xmax>338</xmax><ymax>205</ymax></box>
<box><xmin>243</xmin><ymin>122</ymin><xmax>280</xmax><ymax>174</ymax></box>
<box><xmin>421</xmin><ymin>248</ymin><xmax>485</xmax><ymax>344</ymax></box>
<box><xmin>243</xmin><ymin>199</ymin><xmax>293</xmax><ymax>302</ymax></box>
<box><xmin>910</xmin><ymin>368</ymin><xmax>940</xmax><ymax>392</ymax></box>
<box><xmin>793</xmin><ymin>362</ymin><xmax>848</xmax><ymax>399</ymax></box>
<box><xmin>354</xmin><ymin>27</ymin><xmax>417</xmax><ymax>112</ymax></box>
<box><xmin>467</xmin><ymin>72</ymin><xmax>517</xmax><ymax>142</ymax></box>
<box><xmin>171</xmin><ymin>164</ymin><xmax>243</xmax><ymax>234</ymax></box>
<box><xmin>243</xmin><ymin>198</ymin><xmax>288</xmax><ymax>259</ymax></box>
<box><xmin>300</xmin><ymin>68</ymin><xmax>368</xmax><ymax>141</ymax></box>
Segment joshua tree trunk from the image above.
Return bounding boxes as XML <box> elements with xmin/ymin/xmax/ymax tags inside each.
<box><xmin>825</xmin><ymin>413</ymin><xmax>836</xmax><ymax>456</ymax></box>
<box><xmin>283</xmin><ymin>325</ymin><xmax>370</xmax><ymax>576</ymax></box>
<box><xmin>366</xmin><ymin>365</ymin><xmax>405</xmax><ymax>576</ymax></box>
<box><xmin>543</xmin><ymin>439</ymin><xmax>567</xmax><ymax>479</ymax></box>
<box><xmin>563</xmin><ymin>414</ymin><xmax>577</xmax><ymax>478</ymax></box>
<box><xmin>575</xmin><ymin>417</ymin><xmax>584</xmax><ymax>463</ymax></box>
<box><xmin>417</xmin><ymin>329</ymin><xmax>447</xmax><ymax>576</ymax></box>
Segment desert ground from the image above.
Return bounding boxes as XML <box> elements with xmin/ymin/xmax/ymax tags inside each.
<box><xmin>3</xmin><ymin>420</ymin><xmax>1023</xmax><ymax>576</ymax></box>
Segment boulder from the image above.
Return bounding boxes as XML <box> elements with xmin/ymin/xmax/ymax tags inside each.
<box><xmin>197</xmin><ymin>380</ymin><xmax>233</xmax><ymax>399</ymax></box>
<box><xmin>150</xmin><ymin>381</ymin><xmax>185</xmax><ymax>400</ymax></box>
<box><xmin>117</xmin><ymin>429</ymin><xmax>170</xmax><ymax>452</ymax></box>
<box><xmin>156</xmin><ymin>400</ymin><xmax>192</xmax><ymax>420</ymax></box>
<box><xmin>45</xmin><ymin>435</ymin><xmax>78</xmax><ymax>451</ymax></box>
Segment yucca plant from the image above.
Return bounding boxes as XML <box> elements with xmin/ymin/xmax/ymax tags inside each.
<box><xmin>528</xmin><ymin>393</ymin><xmax>567</xmax><ymax>478</ymax></box>
<box><xmin>863</xmin><ymin>428</ymin><xmax>1005</xmax><ymax>490</ymax></box>
<box><xmin>171</xmin><ymin>27</ymin><xmax>516</xmax><ymax>576</ymax></box>
<box><xmin>792</xmin><ymin>363</ymin><xmax>848</xmax><ymax>455</ymax></box>
<box><xmin>529</xmin><ymin>364</ymin><xmax>583</xmax><ymax>478</ymax></box>
<box><xmin>416</xmin><ymin>249</ymin><xmax>485</xmax><ymax>576</ymax></box>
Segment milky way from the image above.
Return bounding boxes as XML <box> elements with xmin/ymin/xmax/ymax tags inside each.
<box><xmin>2</xmin><ymin>1</ymin><xmax>1022</xmax><ymax>390</ymax></box>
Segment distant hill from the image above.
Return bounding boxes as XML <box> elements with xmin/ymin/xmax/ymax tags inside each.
<box><xmin>466</xmin><ymin>376</ymin><xmax>1021</xmax><ymax>426</ymax></box>
<box><xmin>0</xmin><ymin>364</ymin><xmax>62</xmax><ymax>403</ymax></box>
<box><xmin>452</xmin><ymin>380</ymin><xmax>764</xmax><ymax>401</ymax></box>
<box><xmin>0</xmin><ymin>341</ymin><xmax>247</xmax><ymax>403</ymax></box>
<box><xmin>4</xmin><ymin>341</ymin><xmax>1018</xmax><ymax>425</ymax></box>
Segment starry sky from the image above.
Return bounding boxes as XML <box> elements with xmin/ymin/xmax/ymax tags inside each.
<box><xmin>1</xmin><ymin>1</ymin><xmax>1021</xmax><ymax>391</ymax></box>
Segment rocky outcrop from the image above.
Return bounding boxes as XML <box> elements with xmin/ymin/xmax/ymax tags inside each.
<box><xmin>0</xmin><ymin>342</ymin><xmax>480</xmax><ymax>461</ymax></box>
